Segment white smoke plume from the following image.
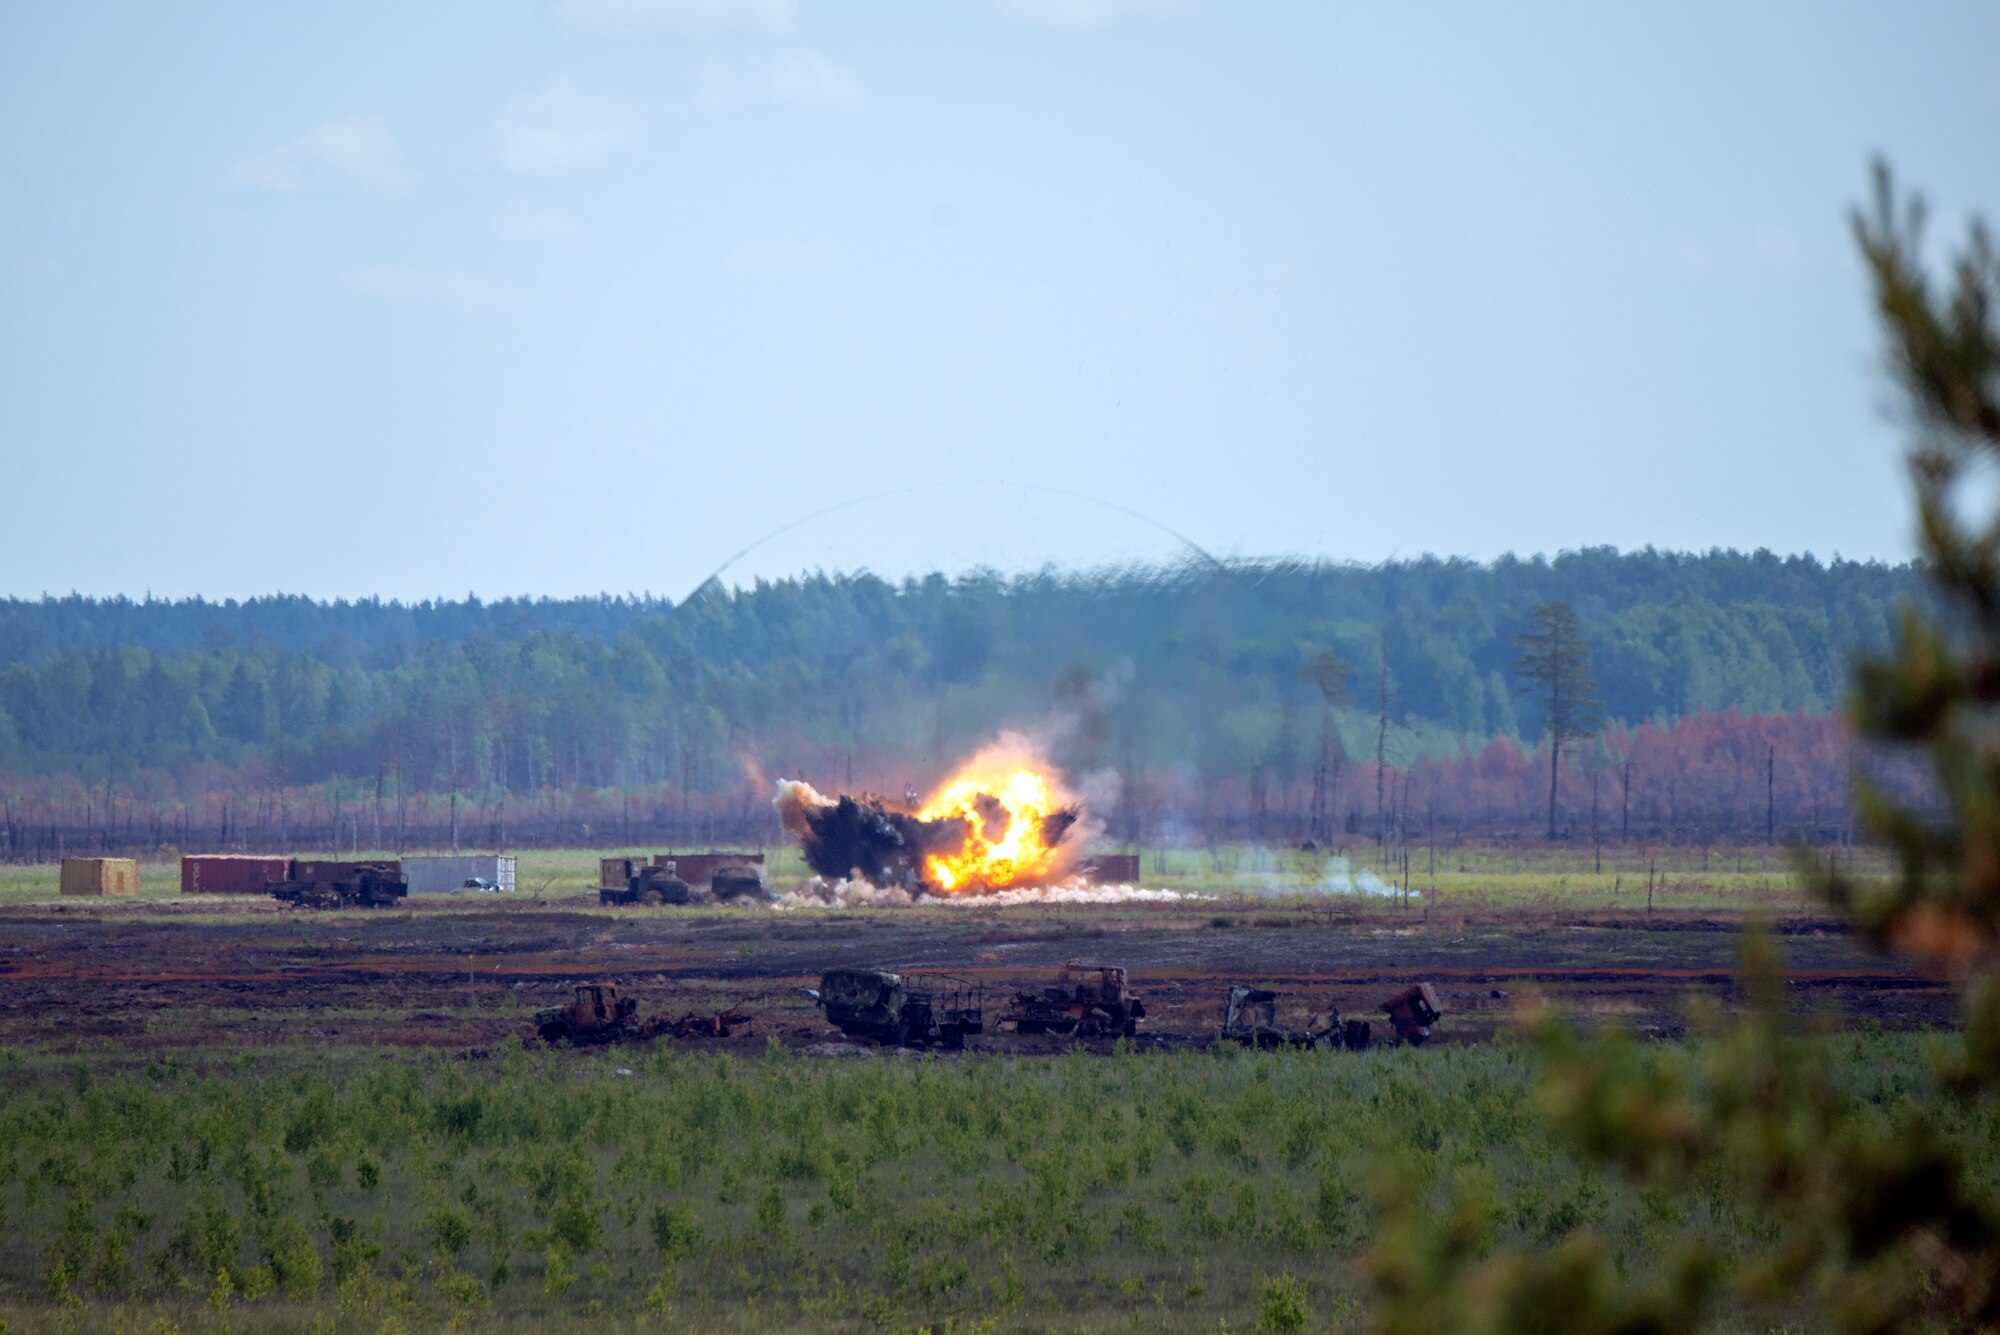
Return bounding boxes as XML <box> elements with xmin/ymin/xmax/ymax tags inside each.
<box><xmin>947</xmin><ymin>881</ymin><xmax>1201</xmax><ymax>907</ymax></box>
<box><xmin>1319</xmin><ymin>855</ymin><xmax>1410</xmax><ymax>898</ymax></box>
<box><xmin>774</xmin><ymin>875</ymin><xmax>917</xmax><ymax>909</ymax></box>
<box><xmin>772</xmin><ymin>875</ymin><xmax>1202</xmax><ymax>910</ymax></box>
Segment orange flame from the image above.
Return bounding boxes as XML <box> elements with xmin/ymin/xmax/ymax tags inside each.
<box><xmin>917</xmin><ymin>764</ymin><xmax>1066</xmax><ymax>893</ymax></box>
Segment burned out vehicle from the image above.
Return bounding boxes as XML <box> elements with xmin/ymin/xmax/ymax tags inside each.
<box><xmin>1003</xmin><ymin>962</ymin><xmax>1146</xmax><ymax>1038</ymax></box>
<box><xmin>600</xmin><ymin>859</ymin><xmax>694</xmax><ymax>907</ymax></box>
<box><xmin>809</xmin><ymin>967</ymin><xmax>985</xmax><ymax>1049</ymax></box>
<box><xmin>1382</xmin><ymin>983</ymin><xmax>1444</xmax><ymax>1045</ymax></box>
<box><xmin>1218</xmin><ymin>986</ymin><xmax>1397</xmax><ymax>1050</ymax></box>
<box><xmin>526</xmin><ymin>983</ymin><xmax>757</xmax><ymax>1047</ymax></box>
<box><xmin>1221</xmin><ymin>986</ymin><xmax>1292</xmax><ymax>1048</ymax></box>
<box><xmin>268</xmin><ymin>859</ymin><xmax>408</xmax><ymax>910</ymax></box>
<box><xmin>534</xmin><ymin>983</ymin><xmax>642</xmax><ymax>1045</ymax></box>
<box><xmin>710</xmin><ymin>864</ymin><xmax>764</xmax><ymax>901</ymax></box>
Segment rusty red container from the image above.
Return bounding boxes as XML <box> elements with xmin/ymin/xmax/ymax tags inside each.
<box><xmin>653</xmin><ymin>852</ymin><xmax>765</xmax><ymax>887</ymax></box>
<box><xmin>180</xmin><ymin>855</ymin><xmax>291</xmax><ymax>895</ymax></box>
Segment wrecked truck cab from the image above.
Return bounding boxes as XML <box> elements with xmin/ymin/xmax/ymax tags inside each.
<box><xmin>1003</xmin><ymin>961</ymin><xmax>1146</xmax><ymax>1038</ymax></box>
<box><xmin>813</xmin><ymin>967</ymin><xmax>984</xmax><ymax>1049</ymax></box>
<box><xmin>534</xmin><ymin>982</ymin><xmax>641</xmax><ymax>1045</ymax></box>
<box><xmin>1221</xmin><ymin>985</ymin><xmax>1290</xmax><ymax>1048</ymax></box>
<box><xmin>601</xmin><ymin>862</ymin><xmax>694</xmax><ymax>907</ymax></box>
<box><xmin>814</xmin><ymin>967</ymin><xmax>907</xmax><ymax>1035</ymax></box>
<box><xmin>1381</xmin><ymin>983</ymin><xmax>1444</xmax><ymax>1045</ymax></box>
<box><xmin>710</xmin><ymin>864</ymin><xmax>765</xmax><ymax>901</ymax></box>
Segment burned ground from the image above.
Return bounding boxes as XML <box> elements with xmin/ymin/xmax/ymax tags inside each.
<box><xmin>0</xmin><ymin>895</ymin><xmax>1950</xmax><ymax>1053</ymax></box>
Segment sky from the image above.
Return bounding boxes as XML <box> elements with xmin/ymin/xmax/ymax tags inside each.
<box><xmin>2</xmin><ymin>1</ymin><xmax>1997</xmax><ymax>603</ymax></box>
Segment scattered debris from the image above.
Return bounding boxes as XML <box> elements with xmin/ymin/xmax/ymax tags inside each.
<box><xmin>1003</xmin><ymin>962</ymin><xmax>1146</xmax><ymax>1038</ymax></box>
<box><xmin>660</xmin><ymin>1006</ymin><xmax>753</xmax><ymax>1039</ymax></box>
<box><xmin>808</xmin><ymin>967</ymin><xmax>985</xmax><ymax>1048</ymax></box>
<box><xmin>1218</xmin><ymin>982</ymin><xmax>1436</xmax><ymax>1049</ymax></box>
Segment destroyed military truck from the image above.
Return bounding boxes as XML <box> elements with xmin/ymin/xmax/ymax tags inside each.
<box><xmin>599</xmin><ymin>857</ymin><xmax>694</xmax><ymax>906</ymax></box>
<box><xmin>1220</xmin><ymin>986</ymin><xmax>1293</xmax><ymax>1048</ymax></box>
<box><xmin>267</xmin><ymin>859</ymin><xmax>408</xmax><ymax>910</ymax></box>
<box><xmin>534</xmin><ymin>983</ymin><xmax>643</xmax><ymax>1045</ymax></box>
<box><xmin>1220</xmin><ymin>986</ymin><xmax>1361</xmax><ymax>1048</ymax></box>
<box><xmin>809</xmin><ymin>967</ymin><xmax>985</xmax><ymax>1049</ymax></box>
<box><xmin>710</xmin><ymin>864</ymin><xmax>764</xmax><ymax>901</ymax></box>
<box><xmin>1003</xmin><ymin>962</ymin><xmax>1146</xmax><ymax>1038</ymax></box>
<box><xmin>527</xmin><ymin>982</ymin><xmax>755</xmax><ymax>1048</ymax></box>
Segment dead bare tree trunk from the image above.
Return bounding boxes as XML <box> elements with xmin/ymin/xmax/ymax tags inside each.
<box><xmin>1767</xmin><ymin>744</ymin><xmax>1776</xmax><ymax>845</ymax></box>
<box><xmin>1376</xmin><ymin>649</ymin><xmax>1391</xmax><ymax>848</ymax></box>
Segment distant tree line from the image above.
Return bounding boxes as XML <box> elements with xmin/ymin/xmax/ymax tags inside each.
<box><xmin>0</xmin><ymin>549</ymin><xmax>1923</xmax><ymax>857</ymax></box>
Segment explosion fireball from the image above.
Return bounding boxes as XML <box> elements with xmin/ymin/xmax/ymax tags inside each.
<box><xmin>916</xmin><ymin>767</ymin><xmax>1070</xmax><ymax>891</ymax></box>
<box><xmin>774</xmin><ymin>738</ymin><xmax>1084</xmax><ymax>896</ymax></box>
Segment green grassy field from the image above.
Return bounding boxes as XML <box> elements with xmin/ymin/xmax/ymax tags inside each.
<box><xmin>0</xmin><ymin>843</ymin><xmax>1887</xmax><ymax>913</ymax></box>
<box><xmin>0</xmin><ymin>1029</ymin><xmax>1980</xmax><ymax>1334</ymax></box>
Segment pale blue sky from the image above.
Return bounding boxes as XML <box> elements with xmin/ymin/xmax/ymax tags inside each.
<box><xmin>2</xmin><ymin>1</ymin><xmax>1996</xmax><ymax>601</ymax></box>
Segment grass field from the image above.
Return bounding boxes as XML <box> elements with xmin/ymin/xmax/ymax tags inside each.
<box><xmin>0</xmin><ymin>842</ymin><xmax>1890</xmax><ymax>913</ymax></box>
<box><xmin>0</xmin><ymin>840</ymin><xmax>1948</xmax><ymax>1331</ymax></box>
<box><xmin>0</xmin><ymin>1028</ymin><xmax>1983</xmax><ymax>1334</ymax></box>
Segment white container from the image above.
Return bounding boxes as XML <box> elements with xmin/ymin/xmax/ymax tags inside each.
<box><xmin>402</xmin><ymin>854</ymin><xmax>517</xmax><ymax>893</ymax></box>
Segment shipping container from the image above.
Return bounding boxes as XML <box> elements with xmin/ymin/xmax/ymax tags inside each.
<box><xmin>403</xmin><ymin>855</ymin><xmax>517</xmax><ymax>893</ymax></box>
<box><xmin>1083</xmin><ymin>854</ymin><xmax>1141</xmax><ymax>884</ymax></box>
<box><xmin>180</xmin><ymin>854</ymin><xmax>290</xmax><ymax>895</ymax></box>
<box><xmin>652</xmin><ymin>852</ymin><xmax>765</xmax><ymax>888</ymax></box>
<box><xmin>60</xmin><ymin>857</ymin><xmax>140</xmax><ymax>896</ymax></box>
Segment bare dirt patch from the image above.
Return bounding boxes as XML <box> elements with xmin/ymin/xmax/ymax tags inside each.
<box><xmin>0</xmin><ymin>898</ymin><xmax>1952</xmax><ymax>1053</ymax></box>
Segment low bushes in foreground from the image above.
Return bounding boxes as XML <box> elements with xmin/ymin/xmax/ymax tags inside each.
<box><xmin>0</xmin><ymin>1033</ymin><xmax>1982</xmax><ymax>1332</ymax></box>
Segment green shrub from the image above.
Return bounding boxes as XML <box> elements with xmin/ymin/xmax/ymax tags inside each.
<box><xmin>649</xmin><ymin>1202</ymin><xmax>703</xmax><ymax>1257</ymax></box>
<box><xmin>548</xmin><ymin>1190</ymin><xmax>602</xmax><ymax>1255</ymax></box>
<box><xmin>1257</xmin><ymin>1272</ymin><xmax>1311</xmax><ymax>1333</ymax></box>
<box><xmin>423</xmin><ymin>1205</ymin><xmax>473</xmax><ymax>1259</ymax></box>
